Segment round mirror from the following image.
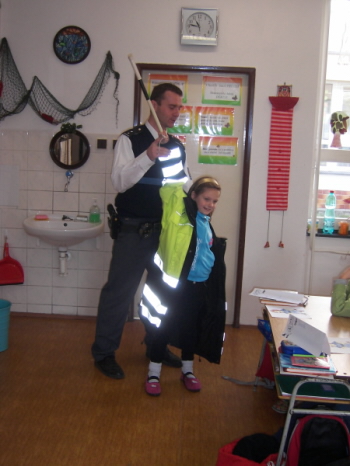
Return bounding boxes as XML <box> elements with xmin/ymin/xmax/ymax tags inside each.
<box><xmin>49</xmin><ymin>130</ymin><xmax>90</xmax><ymax>169</ymax></box>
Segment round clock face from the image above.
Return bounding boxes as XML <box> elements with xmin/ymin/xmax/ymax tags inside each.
<box><xmin>185</xmin><ymin>12</ymin><xmax>215</xmax><ymax>37</ymax></box>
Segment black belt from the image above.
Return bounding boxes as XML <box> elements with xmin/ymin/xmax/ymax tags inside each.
<box><xmin>121</xmin><ymin>221</ymin><xmax>161</xmax><ymax>238</ymax></box>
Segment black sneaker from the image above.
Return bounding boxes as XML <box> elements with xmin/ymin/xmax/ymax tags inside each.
<box><xmin>94</xmin><ymin>355</ymin><xmax>125</xmax><ymax>379</ymax></box>
<box><xmin>146</xmin><ymin>346</ymin><xmax>182</xmax><ymax>368</ymax></box>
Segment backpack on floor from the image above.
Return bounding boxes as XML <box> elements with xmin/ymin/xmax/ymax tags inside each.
<box><xmin>285</xmin><ymin>414</ymin><xmax>350</xmax><ymax>466</ymax></box>
<box><xmin>216</xmin><ymin>434</ymin><xmax>279</xmax><ymax>466</ymax></box>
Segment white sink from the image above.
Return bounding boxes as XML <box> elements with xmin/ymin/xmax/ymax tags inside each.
<box><xmin>23</xmin><ymin>215</ymin><xmax>104</xmax><ymax>247</ymax></box>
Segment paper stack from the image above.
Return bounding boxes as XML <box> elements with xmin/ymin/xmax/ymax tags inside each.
<box><xmin>250</xmin><ymin>288</ymin><xmax>308</xmax><ymax>307</ymax></box>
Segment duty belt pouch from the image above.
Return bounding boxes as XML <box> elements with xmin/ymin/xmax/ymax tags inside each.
<box><xmin>107</xmin><ymin>204</ymin><xmax>121</xmax><ymax>239</ymax></box>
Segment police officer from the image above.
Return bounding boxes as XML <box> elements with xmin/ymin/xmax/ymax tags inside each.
<box><xmin>91</xmin><ymin>83</ymin><xmax>190</xmax><ymax>379</ymax></box>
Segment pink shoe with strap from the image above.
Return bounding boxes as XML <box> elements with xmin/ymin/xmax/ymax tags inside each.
<box><xmin>181</xmin><ymin>372</ymin><xmax>201</xmax><ymax>392</ymax></box>
<box><xmin>145</xmin><ymin>376</ymin><xmax>161</xmax><ymax>396</ymax></box>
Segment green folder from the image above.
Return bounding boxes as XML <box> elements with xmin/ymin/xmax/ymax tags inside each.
<box><xmin>276</xmin><ymin>375</ymin><xmax>350</xmax><ymax>400</ymax></box>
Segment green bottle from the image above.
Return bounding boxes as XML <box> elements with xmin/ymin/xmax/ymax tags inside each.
<box><xmin>89</xmin><ymin>199</ymin><xmax>101</xmax><ymax>223</ymax></box>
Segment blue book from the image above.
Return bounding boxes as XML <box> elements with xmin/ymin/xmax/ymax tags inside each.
<box><xmin>281</xmin><ymin>339</ymin><xmax>312</xmax><ymax>356</ymax></box>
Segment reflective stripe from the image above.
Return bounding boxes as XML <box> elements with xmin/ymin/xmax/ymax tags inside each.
<box><xmin>154</xmin><ymin>252</ymin><xmax>179</xmax><ymax>289</ymax></box>
<box><xmin>159</xmin><ymin>147</ymin><xmax>181</xmax><ymax>161</ymax></box>
<box><xmin>162</xmin><ymin>161</ymin><xmax>184</xmax><ymax>179</ymax></box>
<box><xmin>140</xmin><ymin>175</ymin><xmax>188</xmax><ymax>186</ymax></box>
<box><xmin>140</xmin><ymin>303</ymin><xmax>162</xmax><ymax>328</ymax></box>
<box><xmin>143</xmin><ymin>284</ymin><xmax>168</xmax><ymax>315</ymax></box>
<box><xmin>162</xmin><ymin>272</ymin><xmax>179</xmax><ymax>288</ymax></box>
<box><xmin>162</xmin><ymin>176</ymin><xmax>188</xmax><ymax>185</ymax></box>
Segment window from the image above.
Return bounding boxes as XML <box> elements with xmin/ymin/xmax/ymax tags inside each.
<box><xmin>317</xmin><ymin>0</ymin><xmax>350</xmax><ymax>224</ymax></box>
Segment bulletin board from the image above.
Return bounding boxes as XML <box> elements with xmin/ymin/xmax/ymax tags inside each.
<box><xmin>133</xmin><ymin>63</ymin><xmax>255</xmax><ymax>327</ymax></box>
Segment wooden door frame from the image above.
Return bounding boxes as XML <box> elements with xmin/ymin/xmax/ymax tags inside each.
<box><xmin>133</xmin><ymin>63</ymin><xmax>255</xmax><ymax>327</ymax></box>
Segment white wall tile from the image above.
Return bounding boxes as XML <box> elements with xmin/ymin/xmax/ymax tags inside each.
<box><xmin>78</xmin><ymin>269</ymin><xmax>105</xmax><ymax>289</ymax></box>
<box><xmin>52</xmin><ymin>268</ymin><xmax>78</xmax><ymax>287</ymax></box>
<box><xmin>53</xmin><ymin>192</ymin><xmax>79</xmax><ymax>212</ymax></box>
<box><xmin>27</xmin><ymin>131</ymin><xmax>52</xmax><ymax>152</ymax></box>
<box><xmin>78</xmin><ymin>306</ymin><xmax>97</xmax><ymax>317</ymax></box>
<box><xmin>53</xmin><ymin>171</ymin><xmax>79</xmax><ymax>192</ymax></box>
<box><xmin>27</xmin><ymin>150</ymin><xmax>53</xmax><ymax>171</ymax></box>
<box><xmin>10</xmin><ymin>303</ymin><xmax>27</xmax><ymax>313</ymax></box>
<box><xmin>2</xmin><ymin>208</ymin><xmax>27</xmax><ymax>228</ymax></box>
<box><xmin>83</xmin><ymin>152</ymin><xmax>107</xmax><ymax>174</ymax></box>
<box><xmin>27</xmin><ymin>286</ymin><xmax>52</xmax><ymax>305</ymax></box>
<box><xmin>53</xmin><ymin>305</ymin><xmax>77</xmax><ymax>316</ymax></box>
<box><xmin>106</xmin><ymin>174</ymin><xmax>115</xmax><ymax>194</ymax></box>
<box><xmin>27</xmin><ymin>171</ymin><xmax>54</xmax><ymax>191</ymax></box>
<box><xmin>18</xmin><ymin>190</ymin><xmax>28</xmax><ymax>210</ymax></box>
<box><xmin>1</xmin><ymin>285</ymin><xmax>27</xmax><ymax>303</ymax></box>
<box><xmin>27</xmin><ymin>190</ymin><xmax>53</xmax><ymax>211</ymax></box>
<box><xmin>53</xmin><ymin>286</ymin><xmax>77</xmax><ymax>306</ymax></box>
<box><xmin>28</xmin><ymin>304</ymin><xmax>52</xmax><ymax>314</ymax></box>
<box><xmin>26</xmin><ymin>267</ymin><xmax>52</xmax><ymax>286</ymax></box>
<box><xmin>0</xmin><ymin>131</ymin><xmax>14</xmax><ymax>150</ymax></box>
<box><xmin>0</xmin><ymin>130</ymin><xmax>124</xmax><ymax>317</ymax></box>
<box><xmin>79</xmin><ymin>173</ymin><xmax>105</xmax><ymax>193</ymax></box>
<box><xmin>78</xmin><ymin>288</ymin><xmax>100</xmax><ymax>307</ymax></box>
<box><xmin>13</xmin><ymin>131</ymin><xmax>29</xmax><ymax>151</ymax></box>
<box><xmin>27</xmin><ymin>248</ymin><xmax>53</xmax><ymax>267</ymax></box>
<box><xmin>2</xmin><ymin>228</ymin><xmax>27</xmax><ymax>248</ymax></box>
<box><xmin>78</xmin><ymin>250</ymin><xmax>104</xmax><ymax>270</ymax></box>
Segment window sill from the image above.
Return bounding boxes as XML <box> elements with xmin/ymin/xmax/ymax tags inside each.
<box><xmin>307</xmin><ymin>230</ymin><xmax>350</xmax><ymax>238</ymax></box>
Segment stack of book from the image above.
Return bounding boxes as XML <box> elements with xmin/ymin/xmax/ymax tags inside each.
<box><xmin>250</xmin><ymin>288</ymin><xmax>308</xmax><ymax>307</ymax></box>
<box><xmin>278</xmin><ymin>352</ymin><xmax>337</xmax><ymax>378</ymax></box>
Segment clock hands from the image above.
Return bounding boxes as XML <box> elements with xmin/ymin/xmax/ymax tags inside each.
<box><xmin>189</xmin><ymin>21</ymin><xmax>200</xmax><ymax>30</ymax></box>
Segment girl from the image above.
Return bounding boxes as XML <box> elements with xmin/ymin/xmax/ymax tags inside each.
<box><xmin>140</xmin><ymin>176</ymin><xmax>227</xmax><ymax>396</ymax></box>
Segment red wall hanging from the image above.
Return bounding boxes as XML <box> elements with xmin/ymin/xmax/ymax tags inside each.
<box><xmin>265</xmin><ymin>85</ymin><xmax>299</xmax><ymax>248</ymax></box>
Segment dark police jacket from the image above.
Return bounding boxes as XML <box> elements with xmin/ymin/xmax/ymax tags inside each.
<box><xmin>115</xmin><ymin>124</ymin><xmax>187</xmax><ymax>219</ymax></box>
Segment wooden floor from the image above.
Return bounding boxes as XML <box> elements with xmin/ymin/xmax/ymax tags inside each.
<box><xmin>0</xmin><ymin>315</ymin><xmax>285</xmax><ymax>466</ymax></box>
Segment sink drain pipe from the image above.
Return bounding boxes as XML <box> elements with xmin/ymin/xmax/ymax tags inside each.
<box><xmin>58</xmin><ymin>247</ymin><xmax>71</xmax><ymax>276</ymax></box>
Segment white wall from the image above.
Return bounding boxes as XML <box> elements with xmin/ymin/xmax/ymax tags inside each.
<box><xmin>0</xmin><ymin>0</ymin><xmax>338</xmax><ymax>324</ymax></box>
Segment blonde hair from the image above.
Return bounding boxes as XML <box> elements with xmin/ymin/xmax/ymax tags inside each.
<box><xmin>188</xmin><ymin>176</ymin><xmax>221</xmax><ymax>198</ymax></box>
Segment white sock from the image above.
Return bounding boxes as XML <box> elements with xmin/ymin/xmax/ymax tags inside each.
<box><xmin>148</xmin><ymin>361</ymin><xmax>162</xmax><ymax>380</ymax></box>
<box><xmin>182</xmin><ymin>360</ymin><xmax>195</xmax><ymax>378</ymax></box>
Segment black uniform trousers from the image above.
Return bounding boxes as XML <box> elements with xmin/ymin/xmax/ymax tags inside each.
<box><xmin>91</xmin><ymin>217</ymin><xmax>160</xmax><ymax>362</ymax></box>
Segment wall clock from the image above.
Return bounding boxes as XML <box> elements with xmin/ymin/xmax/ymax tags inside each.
<box><xmin>181</xmin><ymin>8</ymin><xmax>218</xmax><ymax>46</ymax></box>
<box><xmin>53</xmin><ymin>26</ymin><xmax>91</xmax><ymax>64</ymax></box>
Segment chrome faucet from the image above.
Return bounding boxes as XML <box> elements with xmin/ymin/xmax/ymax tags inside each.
<box><xmin>64</xmin><ymin>170</ymin><xmax>74</xmax><ymax>192</ymax></box>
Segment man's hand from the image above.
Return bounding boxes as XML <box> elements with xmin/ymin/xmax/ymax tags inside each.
<box><xmin>147</xmin><ymin>133</ymin><xmax>171</xmax><ymax>161</ymax></box>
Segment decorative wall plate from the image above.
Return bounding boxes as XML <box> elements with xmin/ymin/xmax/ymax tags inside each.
<box><xmin>53</xmin><ymin>26</ymin><xmax>91</xmax><ymax>64</ymax></box>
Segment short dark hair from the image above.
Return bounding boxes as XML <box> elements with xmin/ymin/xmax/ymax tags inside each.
<box><xmin>150</xmin><ymin>83</ymin><xmax>183</xmax><ymax>105</ymax></box>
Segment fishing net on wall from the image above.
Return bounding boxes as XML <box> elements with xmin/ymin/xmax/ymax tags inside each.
<box><xmin>0</xmin><ymin>38</ymin><xmax>120</xmax><ymax>125</ymax></box>
<box><xmin>0</xmin><ymin>38</ymin><xmax>29</xmax><ymax>119</ymax></box>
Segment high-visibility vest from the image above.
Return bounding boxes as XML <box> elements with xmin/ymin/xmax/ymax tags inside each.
<box><xmin>154</xmin><ymin>182</ymin><xmax>193</xmax><ymax>288</ymax></box>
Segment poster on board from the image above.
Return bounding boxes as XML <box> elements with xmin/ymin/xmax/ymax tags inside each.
<box><xmin>198</xmin><ymin>136</ymin><xmax>238</xmax><ymax>165</ymax></box>
<box><xmin>167</xmin><ymin>106</ymin><xmax>193</xmax><ymax>134</ymax></box>
<box><xmin>194</xmin><ymin>106</ymin><xmax>234</xmax><ymax>136</ymax></box>
<box><xmin>202</xmin><ymin>76</ymin><xmax>242</xmax><ymax>106</ymax></box>
<box><xmin>147</xmin><ymin>74</ymin><xmax>189</xmax><ymax>103</ymax></box>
